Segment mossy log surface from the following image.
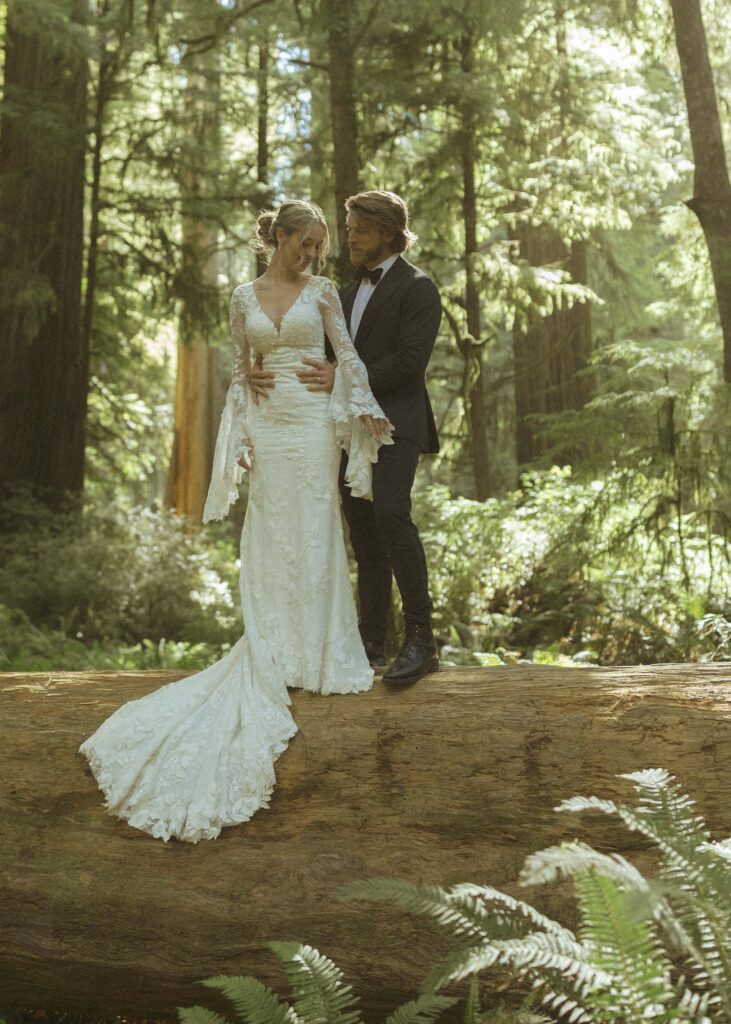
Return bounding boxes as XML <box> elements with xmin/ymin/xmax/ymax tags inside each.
<box><xmin>2</xmin><ymin>663</ymin><xmax>731</xmax><ymax>1019</ymax></box>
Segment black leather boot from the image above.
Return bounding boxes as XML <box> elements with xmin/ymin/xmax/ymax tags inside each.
<box><xmin>362</xmin><ymin>636</ymin><xmax>387</xmax><ymax>673</ymax></box>
<box><xmin>382</xmin><ymin>623</ymin><xmax>439</xmax><ymax>686</ymax></box>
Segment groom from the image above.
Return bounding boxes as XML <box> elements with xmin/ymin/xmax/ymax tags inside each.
<box><xmin>253</xmin><ymin>190</ymin><xmax>442</xmax><ymax>686</ymax></box>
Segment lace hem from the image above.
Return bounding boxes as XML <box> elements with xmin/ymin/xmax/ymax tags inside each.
<box><xmin>79</xmin><ymin>718</ymin><xmax>297</xmax><ymax>844</ymax></box>
<box><xmin>330</xmin><ymin>366</ymin><xmax>394</xmax><ymax>500</ymax></box>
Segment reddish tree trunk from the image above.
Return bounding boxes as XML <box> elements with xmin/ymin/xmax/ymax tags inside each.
<box><xmin>166</xmin><ymin>46</ymin><xmax>222</xmax><ymax>521</ymax></box>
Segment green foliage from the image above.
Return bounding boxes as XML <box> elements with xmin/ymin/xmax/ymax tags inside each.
<box><xmin>345</xmin><ymin>770</ymin><xmax>731</xmax><ymax>1022</ymax></box>
<box><xmin>3</xmin><ymin>0</ymin><xmax>731</xmax><ymax>668</ymax></box>
<box><xmin>0</xmin><ymin>604</ymin><xmax>228</xmax><ymax>672</ymax></box>
<box><xmin>414</xmin><ymin>470</ymin><xmax>731</xmax><ymax>666</ymax></box>
<box><xmin>0</xmin><ymin>488</ymin><xmax>241</xmax><ymax>668</ymax></box>
<box><xmin>179</xmin><ymin>942</ymin><xmax>457</xmax><ymax>1024</ymax></box>
<box><xmin>178</xmin><ymin>771</ymin><xmax>731</xmax><ymax>1024</ymax></box>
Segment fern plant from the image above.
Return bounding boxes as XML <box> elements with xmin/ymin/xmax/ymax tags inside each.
<box><xmin>179</xmin><ymin>940</ymin><xmax>458</xmax><ymax>1024</ymax></box>
<box><xmin>345</xmin><ymin>770</ymin><xmax>731</xmax><ymax>1023</ymax></box>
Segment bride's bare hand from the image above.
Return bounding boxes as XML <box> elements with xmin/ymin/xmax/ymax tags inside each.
<box><xmin>360</xmin><ymin>415</ymin><xmax>389</xmax><ymax>440</ymax></box>
<box><xmin>237</xmin><ymin>447</ymin><xmax>255</xmax><ymax>471</ymax></box>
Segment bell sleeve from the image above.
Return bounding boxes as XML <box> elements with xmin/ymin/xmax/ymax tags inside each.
<box><xmin>316</xmin><ymin>277</ymin><xmax>394</xmax><ymax>500</ymax></box>
<box><xmin>202</xmin><ymin>286</ymin><xmax>253</xmax><ymax>523</ymax></box>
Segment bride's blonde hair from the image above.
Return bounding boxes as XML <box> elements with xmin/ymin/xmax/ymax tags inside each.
<box><xmin>252</xmin><ymin>200</ymin><xmax>330</xmax><ymax>274</ymax></box>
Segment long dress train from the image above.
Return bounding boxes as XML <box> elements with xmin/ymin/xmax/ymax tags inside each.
<box><xmin>78</xmin><ymin>275</ymin><xmax>393</xmax><ymax>842</ymax></box>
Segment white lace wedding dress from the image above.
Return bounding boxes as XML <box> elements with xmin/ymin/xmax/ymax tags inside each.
<box><xmin>78</xmin><ymin>275</ymin><xmax>393</xmax><ymax>843</ymax></box>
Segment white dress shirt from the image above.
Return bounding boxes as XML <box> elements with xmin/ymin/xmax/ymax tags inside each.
<box><xmin>349</xmin><ymin>253</ymin><xmax>400</xmax><ymax>340</ymax></box>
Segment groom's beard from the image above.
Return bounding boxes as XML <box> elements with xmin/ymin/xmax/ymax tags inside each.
<box><xmin>349</xmin><ymin>242</ymin><xmax>391</xmax><ymax>267</ymax></box>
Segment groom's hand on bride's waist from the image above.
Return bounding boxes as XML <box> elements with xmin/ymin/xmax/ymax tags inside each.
<box><xmin>250</xmin><ymin>354</ymin><xmax>275</xmax><ymax>404</ymax></box>
<box><xmin>297</xmin><ymin>357</ymin><xmax>335</xmax><ymax>393</ymax></box>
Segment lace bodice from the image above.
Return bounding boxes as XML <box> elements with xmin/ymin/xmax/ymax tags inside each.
<box><xmin>235</xmin><ymin>273</ymin><xmax>382</xmax><ymax>399</ymax></box>
<box><xmin>203</xmin><ymin>275</ymin><xmax>393</xmax><ymax>522</ymax></box>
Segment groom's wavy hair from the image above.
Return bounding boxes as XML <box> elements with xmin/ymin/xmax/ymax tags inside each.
<box><xmin>345</xmin><ymin>191</ymin><xmax>418</xmax><ymax>253</ymax></box>
<box><xmin>252</xmin><ymin>200</ymin><xmax>330</xmax><ymax>274</ymax></box>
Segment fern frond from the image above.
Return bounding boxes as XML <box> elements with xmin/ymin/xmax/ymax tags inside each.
<box><xmin>614</xmin><ymin>799</ymin><xmax>731</xmax><ymax>999</ymax></box>
<box><xmin>532</xmin><ymin>986</ymin><xmax>594</xmax><ymax>1024</ymax></box>
<box><xmin>519</xmin><ymin>841</ymin><xmax>647</xmax><ymax>891</ymax></box>
<box><xmin>673</xmin><ymin>973</ymin><xmax>713</xmax><ymax>1021</ymax></box>
<box><xmin>554</xmin><ymin>796</ymin><xmax>618</xmax><ymax>816</ymax></box>
<box><xmin>383</xmin><ymin>993</ymin><xmax>458</xmax><ymax>1024</ymax></box>
<box><xmin>268</xmin><ymin>942</ymin><xmax>363</xmax><ymax>1024</ymax></box>
<box><xmin>343</xmin><ymin>878</ymin><xmax>572</xmax><ymax>943</ymax></box>
<box><xmin>463</xmin><ymin>976</ymin><xmax>478</xmax><ymax>1024</ymax></box>
<box><xmin>201</xmin><ymin>976</ymin><xmax>299</xmax><ymax>1024</ymax></box>
<box><xmin>701</xmin><ymin>838</ymin><xmax>731</xmax><ymax>864</ymax></box>
<box><xmin>450</xmin><ymin>883</ymin><xmax>576</xmax><ymax>940</ymax></box>
<box><xmin>574</xmin><ymin>870</ymin><xmax>677</xmax><ymax>1020</ymax></box>
<box><xmin>178</xmin><ymin>1007</ymin><xmax>230</xmax><ymax>1024</ymax></box>
<box><xmin>423</xmin><ymin>932</ymin><xmax>608</xmax><ymax>998</ymax></box>
<box><xmin>342</xmin><ymin>878</ymin><xmax>502</xmax><ymax>940</ymax></box>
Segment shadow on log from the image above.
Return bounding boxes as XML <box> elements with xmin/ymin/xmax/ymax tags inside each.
<box><xmin>2</xmin><ymin>663</ymin><xmax>731</xmax><ymax>1019</ymax></box>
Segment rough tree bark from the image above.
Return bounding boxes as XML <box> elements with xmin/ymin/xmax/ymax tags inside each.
<box><xmin>459</xmin><ymin>22</ymin><xmax>492</xmax><ymax>501</ymax></box>
<box><xmin>256</xmin><ymin>32</ymin><xmax>270</xmax><ymax>279</ymax></box>
<box><xmin>0</xmin><ymin>0</ymin><xmax>89</xmax><ymax>506</ymax></box>
<box><xmin>3</xmin><ymin>664</ymin><xmax>731</xmax><ymax>1019</ymax></box>
<box><xmin>512</xmin><ymin>3</ymin><xmax>592</xmax><ymax>466</ymax></box>
<box><xmin>325</xmin><ymin>0</ymin><xmax>359</xmax><ymax>283</ymax></box>
<box><xmin>166</xmin><ymin>38</ymin><xmax>222</xmax><ymax>521</ymax></box>
<box><xmin>307</xmin><ymin>41</ymin><xmax>335</xmax><ymax>229</ymax></box>
<box><xmin>513</xmin><ymin>231</ymin><xmax>592</xmax><ymax>464</ymax></box>
<box><xmin>668</xmin><ymin>0</ymin><xmax>731</xmax><ymax>385</ymax></box>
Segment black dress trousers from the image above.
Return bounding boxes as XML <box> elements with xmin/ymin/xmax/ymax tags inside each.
<box><xmin>339</xmin><ymin>436</ymin><xmax>432</xmax><ymax>645</ymax></box>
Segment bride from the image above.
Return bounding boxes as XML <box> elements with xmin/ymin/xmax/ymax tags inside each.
<box><xmin>78</xmin><ymin>199</ymin><xmax>393</xmax><ymax>843</ymax></box>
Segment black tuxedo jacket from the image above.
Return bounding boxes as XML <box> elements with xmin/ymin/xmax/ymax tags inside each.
<box><xmin>335</xmin><ymin>255</ymin><xmax>442</xmax><ymax>454</ymax></box>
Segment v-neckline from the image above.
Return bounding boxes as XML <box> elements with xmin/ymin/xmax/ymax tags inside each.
<box><xmin>249</xmin><ymin>277</ymin><xmax>311</xmax><ymax>335</ymax></box>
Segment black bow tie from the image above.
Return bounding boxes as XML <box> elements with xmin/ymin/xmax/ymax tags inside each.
<box><xmin>355</xmin><ymin>265</ymin><xmax>383</xmax><ymax>285</ymax></box>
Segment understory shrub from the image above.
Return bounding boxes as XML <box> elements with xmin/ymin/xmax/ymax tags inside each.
<box><xmin>3</xmin><ymin>465</ymin><xmax>731</xmax><ymax>669</ymax></box>
<box><xmin>414</xmin><ymin>469</ymin><xmax>731</xmax><ymax>665</ymax></box>
<box><xmin>0</xmin><ymin>487</ymin><xmax>240</xmax><ymax>653</ymax></box>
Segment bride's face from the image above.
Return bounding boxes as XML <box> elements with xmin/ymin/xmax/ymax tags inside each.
<box><xmin>278</xmin><ymin>222</ymin><xmax>327</xmax><ymax>272</ymax></box>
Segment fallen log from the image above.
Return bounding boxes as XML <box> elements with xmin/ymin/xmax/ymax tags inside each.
<box><xmin>2</xmin><ymin>663</ymin><xmax>731</xmax><ymax>1019</ymax></box>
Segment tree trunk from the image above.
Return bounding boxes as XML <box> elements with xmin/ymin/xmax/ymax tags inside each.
<box><xmin>308</xmin><ymin>45</ymin><xmax>335</xmax><ymax>232</ymax></box>
<box><xmin>668</xmin><ymin>0</ymin><xmax>731</xmax><ymax>385</ymax></box>
<box><xmin>256</xmin><ymin>32</ymin><xmax>270</xmax><ymax>279</ymax></box>
<box><xmin>513</xmin><ymin>230</ymin><xmax>592</xmax><ymax>465</ymax></box>
<box><xmin>459</xmin><ymin>26</ymin><xmax>491</xmax><ymax>500</ymax></box>
<box><xmin>4</xmin><ymin>663</ymin><xmax>731</xmax><ymax>1018</ymax></box>
<box><xmin>0</xmin><ymin>0</ymin><xmax>89</xmax><ymax>507</ymax></box>
<box><xmin>166</xmin><ymin>47</ymin><xmax>222</xmax><ymax>521</ymax></box>
<box><xmin>325</xmin><ymin>0</ymin><xmax>359</xmax><ymax>284</ymax></box>
<box><xmin>512</xmin><ymin>2</ymin><xmax>593</xmax><ymax>468</ymax></box>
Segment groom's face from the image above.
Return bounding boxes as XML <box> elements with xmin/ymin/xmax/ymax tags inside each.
<box><xmin>345</xmin><ymin>211</ymin><xmax>394</xmax><ymax>269</ymax></box>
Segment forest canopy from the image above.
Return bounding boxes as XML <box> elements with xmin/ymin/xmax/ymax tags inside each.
<box><xmin>1</xmin><ymin>0</ymin><xmax>730</xmax><ymax>671</ymax></box>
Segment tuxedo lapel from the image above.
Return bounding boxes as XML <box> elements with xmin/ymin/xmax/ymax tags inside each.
<box><xmin>353</xmin><ymin>256</ymin><xmax>410</xmax><ymax>349</ymax></box>
<box><xmin>339</xmin><ymin>281</ymin><xmax>359</xmax><ymax>336</ymax></box>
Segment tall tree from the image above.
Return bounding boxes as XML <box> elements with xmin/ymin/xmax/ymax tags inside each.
<box><xmin>324</xmin><ymin>0</ymin><xmax>359</xmax><ymax>282</ymax></box>
<box><xmin>512</xmin><ymin>231</ymin><xmax>592</xmax><ymax>464</ymax></box>
<box><xmin>0</xmin><ymin>0</ymin><xmax>90</xmax><ymax>506</ymax></box>
<box><xmin>166</xmin><ymin>18</ymin><xmax>224</xmax><ymax>521</ymax></box>
<box><xmin>668</xmin><ymin>0</ymin><xmax>731</xmax><ymax>385</ymax></box>
<box><xmin>512</xmin><ymin>0</ymin><xmax>593</xmax><ymax>466</ymax></box>
<box><xmin>255</xmin><ymin>29</ymin><xmax>270</xmax><ymax>278</ymax></box>
<box><xmin>458</xmin><ymin>12</ymin><xmax>491</xmax><ymax>499</ymax></box>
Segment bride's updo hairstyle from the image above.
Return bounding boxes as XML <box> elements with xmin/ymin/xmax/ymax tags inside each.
<box><xmin>252</xmin><ymin>199</ymin><xmax>330</xmax><ymax>274</ymax></box>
